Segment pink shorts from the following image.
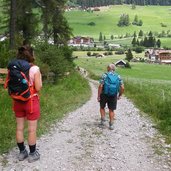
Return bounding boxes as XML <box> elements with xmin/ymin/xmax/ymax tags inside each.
<box><xmin>14</xmin><ymin>96</ymin><xmax>40</xmax><ymax>120</ymax></box>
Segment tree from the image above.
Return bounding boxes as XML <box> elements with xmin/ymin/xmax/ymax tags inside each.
<box><xmin>138</xmin><ymin>30</ymin><xmax>144</xmax><ymax>37</ymax></box>
<box><xmin>138</xmin><ymin>19</ymin><xmax>143</xmax><ymax>26</ymax></box>
<box><xmin>140</xmin><ymin>39</ymin><xmax>144</xmax><ymax>46</ymax></box>
<box><xmin>9</xmin><ymin>0</ymin><xmax>17</xmax><ymax>49</ymax></box>
<box><xmin>117</xmin><ymin>14</ymin><xmax>130</xmax><ymax>27</ymax></box>
<box><xmin>132</xmin><ymin>37</ymin><xmax>137</xmax><ymax>46</ymax></box>
<box><xmin>156</xmin><ymin>39</ymin><xmax>161</xmax><ymax>48</ymax></box>
<box><xmin>148</xmin><ymin>31</ymin><xmax>155</xmax><ymax>47</ymax></box>
<box><xmin>111</xmin><ymin>35</ymin><xmax>114</xmax><ymax>40</ymax></box>
<box><xmin>133</xmin><ymin>31</ymin><xmax>137</xmax><ymax>37</ymax></box>
<box><xmin>16</xmin><ymin>0</ymin><xmax>39</xmax><ymax>43</ymax></box>
<box><xmin>99</xmin><ymin>32</ymin><xmax>103</xmax><ymax>41</ymax></box>
<box><xmin>125</xmin><ymin>14</ymin><xmax>130</xmax><ymax>26</ymax></box>
<box><xmin>38</xmin><ymin>0</ymin><xmax>72</xmax><ymax>45</ymax></box>
<box><xmin>143</xmin><ymin>36</ymin><xmax>148</xmax><ymax>47</ymax></box>
<box><xmin>52</xmin><ymin>6</ymin><xmax>72</xmax><ymax>45</ymax></box>
<box><xmin>126</xmin><ymin>49</ymin><xmax>133</xmax><ymax>62</ymax></box>
<box><xmin>132</xmin><ymin>15</ymin><xmax>138</xmax><ymax>25</ymax></box>
<box><xmin>136</xmin><ymin>39</ymin><xmax>140</xmax><ymax>46</ymax></box>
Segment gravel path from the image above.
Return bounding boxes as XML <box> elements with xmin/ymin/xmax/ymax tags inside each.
<box><xmin>0</xmin><ymin>80</ymin><xmax>171</xmax><ymax>171</ymax></box>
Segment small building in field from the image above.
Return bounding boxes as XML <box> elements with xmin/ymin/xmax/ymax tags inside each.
<box><xmin>145</xmin><ymin>48</ymin><xmax>171</xmax><ymax>64</ymax></box>
<box><xmin>159</xmin><ymin>52</ymin><xmax>171</xmax><ymax>64</ymax></box>
<box><xmin>68</xmin><ymin>36</ymin><xmax>94</xmax><ymax>47</ymax></box>
<box><xmin>108</xmin><ymin>43</ymin><xmax>121</xmax><ymax>49</ymax></box>
<box><xmin>115</xmin><ymin>60</ymin><xmax>127</xmax><ymax>67</ymax></box>
<box><xmin>93</xmin><ymin>7</ymin><xmax>100</xmax><ymax>11</ymax></box>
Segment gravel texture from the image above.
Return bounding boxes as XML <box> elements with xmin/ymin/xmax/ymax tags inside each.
<box><xmin>0</xmin><ymin>80</ymin><xmax>171</xmax><ymax>171</ymax></box>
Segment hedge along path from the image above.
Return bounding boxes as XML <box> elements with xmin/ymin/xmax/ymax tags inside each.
<box><xmin>0</xmin><ymin>80</ymin><xmax>171</xmax><ymax>171</ymax></box>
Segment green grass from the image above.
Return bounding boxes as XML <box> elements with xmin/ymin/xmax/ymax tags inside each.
<box><xmin>0</xmin><ymin>72</ymin><xmax>91</xmax><ymax>154</ymax></box>
<box><xmin>74</xmin><ymin>54</ymin><xmax>171</xmax><ymax>143</ymax></box>
<box><xmin>74</xmin><ymin>51</ymin><xmax>171</xmax><ymax>81</ymax></box>
<box><xmin>66</xmin><ymin>5</ymin><xmax>171</xmax><ymax>39</ymax></box>
<box><xmin>160</xmin><ymin>38</ymin><xmax>171</xmax><ymax>48</ymax></box>
<box><xmin>125</xmin><ymin>79</ymin><xmax>171</xmax><ymax>143</ymax></box>
<box><xmin>65</xmin><ymin>5</ymin><xmax>171</xmax><ymax>46</ymax></box>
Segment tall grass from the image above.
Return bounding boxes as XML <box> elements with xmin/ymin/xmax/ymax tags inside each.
<box><xmin>125</xmin><ymin>79</ymin><xmax>171</xmax><ymax>142</ymax></box>
<box><xmin>0</xmin><ymin>72</ymin><xmax>91</xmax><ymax>154</ymax></box>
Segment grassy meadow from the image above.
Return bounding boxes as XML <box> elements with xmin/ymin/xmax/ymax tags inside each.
<box><xmin>74</xmin><ymin>52</ymin><xmax>171</xmax><ymax>142</ymax></box>
<box><xmin>65</xmin><ymin>5</ymin><xmax>171</xmax><ymax>47</ymax></box>
<box><xmin>0</xmin><ymin>72</ymin><xmax>91</xmax><ymax>154</ymax></box>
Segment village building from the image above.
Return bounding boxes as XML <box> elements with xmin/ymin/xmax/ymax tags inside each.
<box><xmin>108</xmin><ymin>43</ymin><xmax>121</xmax><ymax>49</ymax></box>
<box><xmin>68</xmin><ymin>36</ymin><xmax>94</xmax><ymax>47</ymax></box>
<box><xmin>145</xmin><ymin>49</ymin><xmax>171</xmax><ymax>64</ymax></box>
<box><xmin>159</xmin><ymin>51</ymin><xmax>171</xmax><ymax>64</ymax></box>
<box><xmin>115</xmin><ymin>60</ymin><xmax>127</xmax><ymax>67</ymax></box>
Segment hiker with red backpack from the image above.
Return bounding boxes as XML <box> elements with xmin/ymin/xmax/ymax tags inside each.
<box><xmin>5</xmin><ymin>45</ymin><xmax>42</xmax><ymax>162</ymax></box>
<box><xmin>97</xmin><ymin>63</ymin><xmax>124</xmax><ymax>130</ymax></box>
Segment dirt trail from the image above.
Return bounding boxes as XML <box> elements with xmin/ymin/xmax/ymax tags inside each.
<box><xmin>0</xmin><ymin>80</ymin><xmax>171</xmax><ymax>171</ymax></box>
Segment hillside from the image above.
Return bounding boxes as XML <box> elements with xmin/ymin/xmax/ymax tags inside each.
<box><xmin>65</xmin><ymin>5</ymin><xmax>171</xmax><ymax>46</ymax></box>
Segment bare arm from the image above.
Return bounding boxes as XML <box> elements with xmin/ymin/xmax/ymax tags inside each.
<box><xmin>34</xmin><ymin>70</ymin><xmax>42</xmax><ymax>92</ymax></box>
<box><xmin>97</xmin><ymin>84</ymin><xmax>103</xmax><ymax>102</ymax></box>
<box><xmin>118</xmin><ymin>84</ymin><xmax>124</xmax><ymax>99</ymax></box>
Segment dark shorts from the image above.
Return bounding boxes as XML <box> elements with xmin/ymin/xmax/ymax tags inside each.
<box><xmin>100</xmin><ymin>94</ymin><xmax>117</xmax><ymax>111</ymax></box>
<box><xmin>14</xmin><ymin>96</ymin><xmax>40</xmax><ymax>121</ymax></box>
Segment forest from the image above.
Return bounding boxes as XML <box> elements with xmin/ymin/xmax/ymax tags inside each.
<box><xmin>70</xmin><ymin>0</ymin><xmax>171</xmax><ymax>7</ymax></box>
<box><xmin>0</xmin><ymin>0</ymin><xmax>72</xmax><ymax>49</ymax></box>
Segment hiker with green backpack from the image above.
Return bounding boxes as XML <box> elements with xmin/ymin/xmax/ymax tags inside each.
<box><xmin>97</xmin><ymin>63</ymin><xmax>124</xmax><ymax>130</ymax></box>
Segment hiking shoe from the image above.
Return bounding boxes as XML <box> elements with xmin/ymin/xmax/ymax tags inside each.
<box><xmin>109</xmin><ymin>122</ymin><xmax>114</xmax><ymax>130</ymax></box>
<box><xmin>99</xmin><ymin>118</ymin><xmax>105</xmax><ymax>127</ymax></box>
<box><xmin>28</xmin><ymin>150</ymin><xmax>40</xmax><ymax>163</ymax></box>
<box><xmin>18</xmin><ymin>149</ymin><xmax>28</xmax><ymax>161</ymax></box>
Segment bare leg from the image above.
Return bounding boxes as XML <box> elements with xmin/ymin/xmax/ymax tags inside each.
<box><xmin>16</xmin><ymin>117</ymin><xmax>25</xmax><ymax>143</ymax></box>
<box><xmin>27</xmin><ymin>120</ymin><xmax>40</xmax><ymax>163</ymax></box>
<box><xmin>100</xmin><ymin>108</ymin><xmax>105</xmax><ymax>120</ymax></box>
<box><xmin>28</xmin><ymin>120</ymin><xmax>37</xmax><ymax>145</ymax></box>
<box><xmin>109</xmin><ymin>109</ymin><xmax>115</xmax><ymax>124</ymax></box>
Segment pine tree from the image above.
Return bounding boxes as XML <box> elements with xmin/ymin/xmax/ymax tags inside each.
<box><xmin>125</xmin><ymin>14</ymin><xmax>130</xmax><ymax>26</ymax></box>
<box><xmin>140</xmin><ymin>39</ymin><xmax>144</xmax><ymax>46</ymax></box>
<box><xmin>99</xmin><ymin>32</ymin><xmax>103</xmax><ymax>41</ymax></box>
<box><xmin>132</xmin><ymin>37</ymin><xmax>137</xmax><ymax>46</ymax></box>
<box><xmin>126</xmin><ymin>49</ymin><xmax>133</xmax><ymax>62</ymax></box>
<box><xmin>148</xmin><ymin>31</ymin><xmax>154</xmax><ymax>47</ymax></box>
<box><xmin>138</xmin><ymin>19</ymin><xmax>143</xmax><ymax>26</ymax></box>
<box><xmin>143</xmin><ymin>36</ymin><xmax>148</xmax><ymax>47</ymax></box>
<box><xmin>136</xmin><ymin>39</ymin><xmax>140</xmax><ymax>46</ymax></box>
<box><xmin>133</xmin><ymin>31</ymin><xmax>137</xmax><ymax>37</ymax></box>
<box><xmin>138</xmin><ymin>30</ymin><xmax>144</xmax><ymax>37</ymax></box>
<box><xmin>156</xmin><ymin>39</ymin><xmax>161</xmax><ymax>48</ymax></box>
<box><xmin>132</xmin><ymin>15</ymin><xmax>138</xmax><ymax>25</ymax></box>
